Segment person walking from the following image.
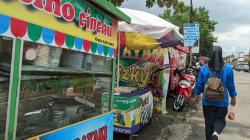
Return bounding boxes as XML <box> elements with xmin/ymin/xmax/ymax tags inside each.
<box><xmin>193</xmin><ymin>46</ymin><xmax>237</xmax><ymax>140</ymax></box>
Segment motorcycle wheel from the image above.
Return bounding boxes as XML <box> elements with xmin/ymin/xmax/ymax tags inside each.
<box><xmin>173</xmin><ymin>94</ymin><xmax>185</xmax><ymax>111</ymax></box>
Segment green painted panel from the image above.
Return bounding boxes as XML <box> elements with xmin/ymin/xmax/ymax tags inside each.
<box><xmin>103</xmin><ymin>46</ymin><xmax>109</xmax><ymax>56</ymax></box>
<box><xmin>7</xmin><ymin>39</ymin><xmax>22</xmax><ymax>140</ymax></box>
<box><xmin>91</xmin><ymin>42</ymin><xmax>97</xmax><ymax>54</ymax></box>
<box><xmin>94</xmin><ymin>0</ymin><xmax>131</xmax><ymax>23</ymax></box>
<box><xmin>110</xmin><ymin>59</ymin><xmax>116</xmax><ymax>111</ymax></box>
<box><xmin>28</xmin><ymin>23</ymin><xmax>42</xmax><ymax>42</ymax></box>
<box><xmin>113</xmin><ymin>96</ymin><xmax>140</xmax><ymax>110</ymax></box>
<box><xmin>65</xmin><ymin>35</ymin><xmax>75</xmax><ymax>49</ymax></box>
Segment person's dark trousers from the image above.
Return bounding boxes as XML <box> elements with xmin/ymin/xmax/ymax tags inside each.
<box><xmin>203</xmin><ymin>105</ymin><xmax>228</xmax><ymax>140</ymax></box>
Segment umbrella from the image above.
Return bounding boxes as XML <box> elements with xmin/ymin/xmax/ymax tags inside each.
<box><xmin>118</xmin><ymin>8</ymin><xmax>183</xmax><ymax>50</ymax></box>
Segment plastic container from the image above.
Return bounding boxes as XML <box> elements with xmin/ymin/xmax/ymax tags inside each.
<box><xmin>91</xmin><ymin>55</ymin><xmax>111</xmax><ymax>72</ymax></box>
<box><xmin>33</xmin><ymin>45</ymin><xmax>50</xmax><ymax>67</ymax></box>
<box><xmin>84</xmin><ymin>54</ymin><xmax>92</xmax><ymax>70</ymax></box>
<box><xmin>33</xmin><ymin>45</ymin><xmax>62</xmax><ymax>67</ymax></box>
<box><xmin>49</xmin><ymin>47</ymin><xmax>62</xmax><ymax>67</ymax></box>
<box><xmin>61</xmin><ymin>50</ymin><xmax>84</xmax><ymax>69</ymax></box>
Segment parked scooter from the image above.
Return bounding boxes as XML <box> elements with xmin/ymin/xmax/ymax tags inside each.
<box><xmin>191</xmin><ymin>60</ymin><xmax>201</xmax><ymax>78</ymax></box>
<box><xmin>173</xmin><ymin>68</ymin><xmax>196</xmax><ymax>111</ymax></box>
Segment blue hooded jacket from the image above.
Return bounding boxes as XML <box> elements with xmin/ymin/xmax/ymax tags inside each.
<box><xmin>193</xmin><ymin>64</ymin><xmax>237</xmax><ymax>107</ymax></box>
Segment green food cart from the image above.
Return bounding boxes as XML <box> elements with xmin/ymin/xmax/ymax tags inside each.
<box><xmin>0</xmin><ymin>0</ymin><xmax>130</xmax><ymax>139</ymax></box>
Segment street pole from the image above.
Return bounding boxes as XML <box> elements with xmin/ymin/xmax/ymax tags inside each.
<box><xmin>189</xmin><ymin>0</ymin><xmax>193</xmax><ymax>66</ymax></box>
<box><xmin>190</xmin><ymin>0</ymin><xmax>193</xmax><ymax>23</ymax></box>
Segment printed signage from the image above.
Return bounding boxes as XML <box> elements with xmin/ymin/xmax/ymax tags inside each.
<box><xmin>28</xmin><ymin>113</ymin><xmax>114</xmax><ymax>140</ymax></box>
<box><xmin>117</xmin><ymin>56</ymin><xmax>170</xmax><ymax>115</ymax></box>
<box><xmin>0</xmin><ymin>0</ymin><xmax>118</xmax><ymax>48</ymax></box>
<box><xmin>113</xmin><ymin>91</ymin><xmax>153</xmax><ymax>134</ymax></box>
<box><xmin>183</xmin><ymin>23</ymin><xmax>199</xmax><ymax>48</ymax></box>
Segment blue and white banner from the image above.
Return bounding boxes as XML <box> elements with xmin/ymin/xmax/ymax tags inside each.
<box><xmin>184</xmin><ymin>23</ymin><xmax>199</xmax><ymax>48</ymax></box>
<box><xmin>28</xmin><ymin>113</ymin><xmax>114</xmax><ymax>140</ymax></box>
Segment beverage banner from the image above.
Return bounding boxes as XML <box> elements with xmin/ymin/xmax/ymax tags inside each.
<box><xmin>113</xmin><ymin>90</ymin><xmax>153</xmax><ymax>134</ymax></box>
<box><xmin>28</xmin><ymin>113</ymin><xmax>114</xmax><ymax>140</ymax></box>
<box><xmin>117</xmin><ymin>53</ymin><xmax>170</xmax><ymax>114</ymax></box>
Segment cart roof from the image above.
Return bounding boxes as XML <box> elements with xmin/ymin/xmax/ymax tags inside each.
<box><xmin>90</xmin><ymin>0</ymin><xmax>131</xmax><ymax>23</ymax></box>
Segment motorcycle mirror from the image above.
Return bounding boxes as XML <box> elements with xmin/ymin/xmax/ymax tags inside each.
<box><xmin>174</xmin><ymin>68</ymin><xmax>179</xmax><ymax>76</ymax></box>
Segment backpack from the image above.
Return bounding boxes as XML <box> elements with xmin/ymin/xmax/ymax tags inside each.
<box><xmin>204</xmin><ymin>65</ymin><xmax>225</xmax><ymax>102</ymax></box>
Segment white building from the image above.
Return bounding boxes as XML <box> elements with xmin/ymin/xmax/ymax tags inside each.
<box><xmin>234</xmin><ymin>52</ymin><xmax>245</xmax><ymax>62</ymax></box>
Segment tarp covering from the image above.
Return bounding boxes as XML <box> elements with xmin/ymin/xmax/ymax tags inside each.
<box><xmin>118</xmin><ymin>8</ymin><xmax>183</xmax><ymax>50</ymax></box>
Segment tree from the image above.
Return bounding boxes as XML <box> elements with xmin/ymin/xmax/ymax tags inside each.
<box><xmin>109</xmin><ymin>0</ymin><xmax>185</xmax><ymax>12</ymax></box>
<box><xmin>159</xmin><ymin>6</ymin><xmax>217</xmax><ymax>56</ymax></box>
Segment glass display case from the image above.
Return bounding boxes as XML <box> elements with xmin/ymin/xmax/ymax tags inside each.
<box><xmin>0</xmin><ymin>36</ymin><xmax>13</xmax><ymax>139</ymax></box>
<box><xmin>0</xmin><ymin>0</ymin><xmax>131</xmax><ymax>138</ymax></box>
<box><xmin>0</xmin><ymin>40</ymin><xmax>113</xmax><ymax>139</ymax></box>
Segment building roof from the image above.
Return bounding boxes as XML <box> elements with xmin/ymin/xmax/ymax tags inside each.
<box><xmin>90</xmin><ymin>0</ymin><xmax>131</xmax><ymax>23</ymax></box>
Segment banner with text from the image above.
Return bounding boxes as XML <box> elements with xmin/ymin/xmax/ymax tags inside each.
<box><xmin>184</xmin><ymin>23</ymin><xmax>199</xmax><ymax>48</ymax></box>
<box><xmin>118</xmin><ymin>56</ymin><xmax>170</xmax><ymax>114</ymax></box>
<box><xmin>0</xmin><ymin>0</ymin><xmax>118</xmax><ymax>48</ymax></box>
<box><xmin>113</xmin><ymin>90</ymin><xmax>153</xmax><ymax>134</ymax></box>
<box><xmin>28</xmin><ymin>113</ymin><xmax>114</xmax><ymax>140</ymax></box>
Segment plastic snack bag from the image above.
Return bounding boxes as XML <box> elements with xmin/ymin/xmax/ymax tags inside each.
<box><xmin>228</xmin><ymin>105</ymin><xmax>235</xmax><ymax>121</ymax></box>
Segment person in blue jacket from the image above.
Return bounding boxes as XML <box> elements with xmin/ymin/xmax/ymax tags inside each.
<box><xmin>193</xmin><ymin>46</ymin><xmax>237</xmax><ymax>140</ymax></box>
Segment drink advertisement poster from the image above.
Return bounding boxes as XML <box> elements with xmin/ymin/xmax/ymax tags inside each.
<box><xmin>28</xmin><ymin>113</ymin><xmax>114</xmax><ymax>140</ymax></box>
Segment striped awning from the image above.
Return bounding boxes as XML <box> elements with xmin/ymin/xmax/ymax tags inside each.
<box><xmin>0</xmin><ymin>14</ymin><xmax>116</xmax><ymax>58</ymax></box>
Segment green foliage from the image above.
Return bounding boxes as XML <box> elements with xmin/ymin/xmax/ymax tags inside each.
<box><xmin>109</xmin><ymin>0</ymin><xmax>125</xmax><ymax>7</ymax></box>
<box><xmin>159</xmin><ymin>5</ymin><xmax>217</xmax><ymax>56</ymax></box>
<box><xmin>109</xmin><ymin>0</ymin><xmax>184</xmax><ymax>11</ymax></box>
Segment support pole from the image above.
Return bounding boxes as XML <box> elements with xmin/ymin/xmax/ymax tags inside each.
<box><xmin>129</xmin><ymin>134</ymin><xmax>133</xmax><ymax>140</ymax></box>
<box><xmin>189</xmin><ymin>0</ymin><xmax>193</xmax><ymax>66</ymax></box>
<box><xmin>117</xmin><ymin>32</ymin><xmax>120</xmax><ymax>88</ymax></box>
<box><xmin>5</xmin><ymin>39</ymin><xmax>23</xmax><ymax>140</ymax></box>
<box><xmin>190</xmin><ymin>0</ymin><xmax>193</xmax><ymax>23</ymax></box>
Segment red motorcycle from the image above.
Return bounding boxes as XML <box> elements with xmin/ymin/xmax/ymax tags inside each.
<box><xmin>173</xmin><ymin>68</ymin><xmax>196</xmax><ymax>111</ymax></box>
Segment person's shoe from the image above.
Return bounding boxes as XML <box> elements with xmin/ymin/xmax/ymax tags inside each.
<box><xmin>212</xmin><ymin>132</ymin><xmax>219</xmax><ymax>140</ymax></box>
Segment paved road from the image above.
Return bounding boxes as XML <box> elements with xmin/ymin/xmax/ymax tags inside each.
<box><xmin>115</xmin><ymin>71</ymin><xmax>250</xmax><ymax>140</ymax></box>
<box><xmin>220</xmin><ymin>71</ymin><xmax>250</xmax><ymax>140</ymax></box>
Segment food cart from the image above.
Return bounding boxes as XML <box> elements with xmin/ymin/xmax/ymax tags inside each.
<box><xmin>0</xmin><ymin>0</ymin><xmax>130</xmax><ymax>140</ymax></box>
<box><xmin>112</xmin><ymin>8</ymin><xmax>183</xmax><ymax>138</ymax></box>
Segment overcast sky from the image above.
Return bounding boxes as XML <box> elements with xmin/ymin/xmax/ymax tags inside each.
<box><xmin>121</xmin><ymin>0</ymin><xmax>250</xmax><ymax>57</ymax></box>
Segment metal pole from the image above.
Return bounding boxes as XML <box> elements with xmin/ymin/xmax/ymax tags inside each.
<box><xmin>189</xmin><ymin>0</ymin><xmax>193</xmax><ymax>65</ymax></box>
<box><xmin>190</xmin><ymin>0</ymin><xmax>193</xmax><ymax>23</ymax></box>
<box><xmin>5</xmin><ymin>39</ymin><xmax>24</xmax><ymax>140</ymax></box>
<box><xmin>117</xmin><ymin>32</ymin><xmax>120</xmax><ymax>88</ymax></box>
